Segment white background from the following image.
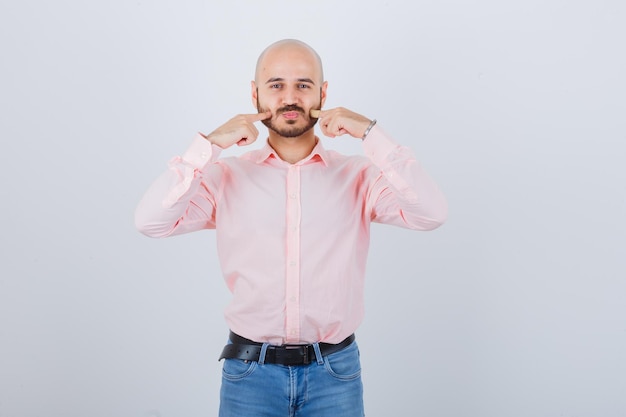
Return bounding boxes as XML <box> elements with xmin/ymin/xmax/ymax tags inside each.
<box><xmin>1</xmin><ymin>1</ymin><xmax>625</xmax><ymax>416</ymax></box>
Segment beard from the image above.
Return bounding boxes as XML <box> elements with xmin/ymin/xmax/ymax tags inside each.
<box><xmin>256</xmin><ymin>94</ymin><xmax>321</xmax><ymax>138</ymax></box>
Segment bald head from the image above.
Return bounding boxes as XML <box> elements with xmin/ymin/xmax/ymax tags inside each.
<box><xmin>254</xmin><ymin>39</ymin><xmax>324</xmax><ymax>85</ymax></box>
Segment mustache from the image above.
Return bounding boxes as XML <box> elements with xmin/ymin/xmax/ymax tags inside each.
<box><xmin>276</xmin><ymin>104</ymin><xmax>306</xmax><ymax>114</ymax></box>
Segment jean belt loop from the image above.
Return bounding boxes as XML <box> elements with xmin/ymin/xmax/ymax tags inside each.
<box><xmin>312</xmin><ymin>342</ymin><xmax>324</xmax><ymax>365</ymax></box>
<box><xmin>258</xmin><ymin>343</ymin><xmax>270</xmax><ymax>365</ymax></box>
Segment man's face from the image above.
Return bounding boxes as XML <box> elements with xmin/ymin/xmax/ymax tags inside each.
<box><xmin>252</xmin><ymin>46</ymin><xmax>327</xmax><ymax>138</ymax></box>
<box><xmin>256</xmin><ymin>90</ymin><xmax>322</xmax><ymax>138</ymax></box>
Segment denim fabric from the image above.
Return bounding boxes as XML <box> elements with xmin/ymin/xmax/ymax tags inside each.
<box><xmin>219</xmin><ymin>340</ymin><xmax>364</xmax><ymax>417</ymax></box>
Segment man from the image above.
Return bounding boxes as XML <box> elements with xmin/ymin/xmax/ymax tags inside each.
<box><xmin>135</xmin><ymin>39</ymin><xmax>447</xmax><ymax>417</ymax></box>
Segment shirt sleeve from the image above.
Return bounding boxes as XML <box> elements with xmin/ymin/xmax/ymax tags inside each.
<box><xmin>134</xmin><ymin>133</ymin><xmax>225</xmax><ymax>238</ymax></box>
<box><xmin>362</xmin><ymin>125</ymin><xmax>448</xmax><ymax>230</ymax></box>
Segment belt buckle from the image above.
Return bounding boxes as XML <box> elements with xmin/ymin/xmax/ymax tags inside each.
<box><xmin>283</xmin><ymin>343</ymin><xmax>310</xmax><ymax>365</ymax></box>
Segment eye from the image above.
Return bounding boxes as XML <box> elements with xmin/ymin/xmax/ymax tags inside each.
<box><xmin>298</xmin><ymin>84</ymin><xmax>311</xmax><ymax>89</ymax></box>
<box><xmin>269</xmin><ymin>83</ymin><xmax>282</xmax><ymax>89</ymax></box>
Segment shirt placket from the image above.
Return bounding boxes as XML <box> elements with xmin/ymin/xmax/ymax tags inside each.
<box><xmin>285</xmin><ymin>164</ymin><xmax>301</xmax><ymax>343</ymax></box>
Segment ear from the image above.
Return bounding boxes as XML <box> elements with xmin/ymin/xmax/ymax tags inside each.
<box><xmin>320</xmin><ymin>81</ymin><xmax>328</xmax><ymax>107</ymax></box>
<box><xmin>251</xmin><ymin>81</ymin><xmax>258</xmax><ymax>109</ymax></box>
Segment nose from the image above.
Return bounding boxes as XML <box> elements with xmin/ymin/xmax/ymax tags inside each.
<box><xmin>281</xmin><ymin>85</ymin><xmax>301</xmax><ymax>106</ymax></box>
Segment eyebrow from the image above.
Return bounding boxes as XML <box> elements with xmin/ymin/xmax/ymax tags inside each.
<box><xmin>265</xmin><ymin>77</ymin><xmax>316</xmax><ymax>85</ymax></box>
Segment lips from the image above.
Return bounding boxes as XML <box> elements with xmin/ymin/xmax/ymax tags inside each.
<box><xmin>282</xmin><ymin>111</ymin><xmax>300</xmax><ymax>120</ymax></box>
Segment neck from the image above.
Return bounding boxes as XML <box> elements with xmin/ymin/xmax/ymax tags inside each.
<box><xmin>267</xmin><ymin>130</ymin><xmax>317</xmax><ymax>164</ymax></box>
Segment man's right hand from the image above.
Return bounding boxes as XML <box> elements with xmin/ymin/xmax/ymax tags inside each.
<box><xmin>203</xmin><ymin>111</ymin><xmax>272</xmax><ymax>149</ymax></box>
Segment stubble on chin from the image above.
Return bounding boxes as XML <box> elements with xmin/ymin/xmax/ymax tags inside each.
<box><xmin>257</xmin><ymin>108</ymin><xmax>318</xmax><ymax>138</ymax></box>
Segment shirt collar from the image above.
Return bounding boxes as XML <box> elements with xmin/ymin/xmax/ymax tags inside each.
<box><xmin>254</xmin><ymin>138</ymin><xmax>329</xmax><ymax>166</ymax></box>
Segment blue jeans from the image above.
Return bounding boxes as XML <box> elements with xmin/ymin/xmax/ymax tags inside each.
<box><xmin>219</xmin><ymin>340</ymin><xmax>364</xmax><ymax>417</ymax></box>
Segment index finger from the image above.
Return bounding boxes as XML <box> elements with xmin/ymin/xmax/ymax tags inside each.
<box><xmin>246</xmin><ymin>111</ymin><xmax>272</xmax><ymax>122</ymax></box>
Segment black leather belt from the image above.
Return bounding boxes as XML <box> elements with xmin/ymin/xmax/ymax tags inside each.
<box><xmin>219</xmin><ymin>331</ymin><xmax>355</xmax><ymax>366</ymax></box>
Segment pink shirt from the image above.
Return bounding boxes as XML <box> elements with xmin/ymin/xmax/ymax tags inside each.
<box><xmin>135</xmin><ymin>125</ymin><xmax>447</xmax><ymax>344</ymax></box>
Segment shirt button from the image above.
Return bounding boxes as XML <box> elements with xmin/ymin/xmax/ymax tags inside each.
<box><xmin>289</xmin><ymin>193</ymin><xmax>297</xmax><ymax>199</ymax></box>
<box><xmin>290</xmin><ymin>296</ymin><xmax>296</xmax><ymax>302</ymax></box>
<box><xmin>289</xmin><ymin>261</ymin><xmax>296</xmax><ymax>267</ymax></box>
<box><xmin>200</xmin><ymin>152</ymin><xmax>208</xmax><ymax>159</ymax></box>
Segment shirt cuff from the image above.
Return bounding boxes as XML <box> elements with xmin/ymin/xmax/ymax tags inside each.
<box><xmin>361</xmin><ymin>125</ymin><xmax>398</xmax><ymax>166</ymax></box>
<box><xmin>181</xmin><ymin>133</ymin><xmax>223</xmax><ymax>169</ymax></box>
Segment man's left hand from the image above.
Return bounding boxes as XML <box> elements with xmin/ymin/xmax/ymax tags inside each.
<box><xmin>312</xmin><ymin>107</ymin><xmax>372</xmax><ymax>140</ymax></box>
